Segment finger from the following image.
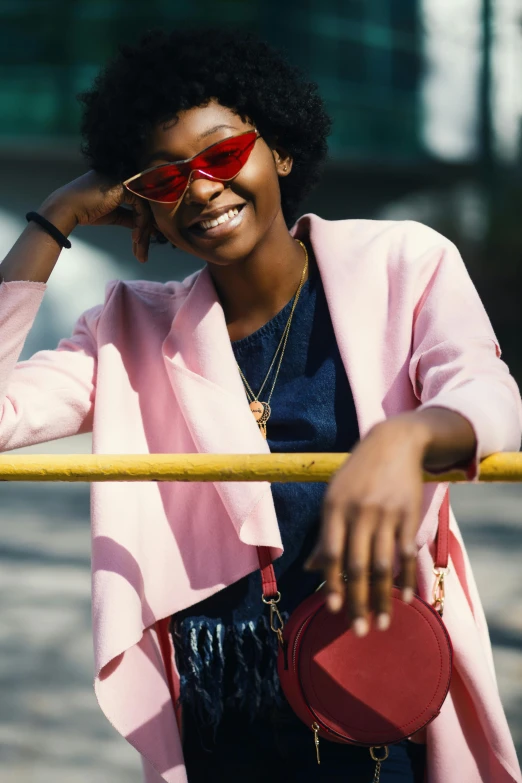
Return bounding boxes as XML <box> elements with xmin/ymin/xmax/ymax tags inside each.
<box><xmin>93</xmin><ymin>206</ymin><xmax>135</xmax><ymax>229</ymax></box>
<box><xmin>398</xmin><ymin>511</ymin><xmax>418</xmax><ymax>604</ymax></box>
<box><xmin>370</xmin><ymin>514</ymin><xmax>400</xmax><ymax>630</ymax></box>
<box><xmin>132</xmin><ymin>203</ymin><xmax>150</xmax><ymax>239</ymax></box>
<box><xmin>308</xmin><ymin>499</ymin><xmax>347</xmax><ymax>613</ymax></box>
<box><xmin>132</xmin><ymin>203</ymin><xmax>154</xmax><ymax>263</ymax></box>
<box><xmin>344</xmin><ymin>507</ymin><xmax>379</xmax><ymax>636</ymax></box>
<box><xmin>135</xmin><ymin>229</ymin><xmax>151</xmax><ymax>264</ymax></box>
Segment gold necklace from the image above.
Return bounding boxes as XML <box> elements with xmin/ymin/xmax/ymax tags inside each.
<box><xmin>237</xmin><ymin>239</ymin><xmax>309</xmax><ymax>438</ymax></box>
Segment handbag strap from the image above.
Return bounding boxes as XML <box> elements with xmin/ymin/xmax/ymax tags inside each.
<box><xmin>258</xmin><ymin>488</ymin><xmax>450</xmax><ymax>599</ymax></box>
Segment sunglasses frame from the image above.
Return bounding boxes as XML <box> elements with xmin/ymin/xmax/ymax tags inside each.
<box><xmin>123</xmin><ymin>128</ymin><xmax>261</xmax><ymax>205</ymax></box>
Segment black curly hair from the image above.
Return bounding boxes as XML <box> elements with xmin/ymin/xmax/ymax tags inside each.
<box><xmin>79</xmin><ymin>28</ymin><xmax>331</xmax><ymax>228</ymax></box>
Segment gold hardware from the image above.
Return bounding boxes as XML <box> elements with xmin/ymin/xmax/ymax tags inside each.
<box><xmin>262</xmin><ymin>592</ymin><xmax>285</xmax><ymax>647</ymax></box>
<box><xmin>261</xmin><ymin>591</ymin><xmax>281</xmax><ymax>605</ymax></box>
<box><xmin>370</xmin><ymin>746</ymin><xmax>389</xmax><ymax>782</ymax></box>
<box><xmin>432</xmin><ymin>566</ymin><xmax>449</xmax><ymax>616</ymax></box>
<box><xmin>311</xmin><ymin>722</ymin><xmax>321</xmax><ymax>764</ymax></box>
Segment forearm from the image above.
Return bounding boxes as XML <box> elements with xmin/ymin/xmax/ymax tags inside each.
<box><xmin>374</xmin><ymin>407</ymin><xmax>477</xmax><ymax>474</ymax></box>
<box><xmin>0</xmin><ymin>197</ymin><xmax>77</xmax><ymax>284</ymax></box>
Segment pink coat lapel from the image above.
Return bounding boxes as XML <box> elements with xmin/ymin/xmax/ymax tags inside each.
<box><xmin>162</xmin><ymin>265</ymin><xmax>282</xmax><ymax>550</ymax></box>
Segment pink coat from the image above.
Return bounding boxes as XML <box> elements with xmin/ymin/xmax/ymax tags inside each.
<box><xmin>1</xmin><ymin>215</ymin><xmax>521</xmax><ymax>782</ymax></box>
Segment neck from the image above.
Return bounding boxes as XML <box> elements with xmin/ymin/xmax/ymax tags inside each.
<box><xmin>209</xmin><ymin>213</ymin><xmax>309</xmax><ymax>341</ymax></box>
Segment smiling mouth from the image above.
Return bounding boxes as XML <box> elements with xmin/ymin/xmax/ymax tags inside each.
<box><xmin>188</xmin><ymin>204</ymin><xmax>246</xmax><ymax>237</ymax></box>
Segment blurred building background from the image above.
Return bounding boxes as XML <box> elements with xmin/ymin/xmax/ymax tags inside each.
<box><xmin>0</xmin><ymin>1</ymin><xmax>521</xmax><ymax>781</ymax></box>
<box><xmin>1</xmin><ymin>0</ymin><xmax>521</xmax><ymax>374</ymax></box>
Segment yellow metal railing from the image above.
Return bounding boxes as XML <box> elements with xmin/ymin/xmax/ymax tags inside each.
<box><xmin>0</xmin><ymin>452</ymin><xmax>522</xmax><ymax>482</ymax></box>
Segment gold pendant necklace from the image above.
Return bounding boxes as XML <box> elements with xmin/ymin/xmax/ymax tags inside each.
<box><xmin>249</xmin><ymin>400</ymin><xmax>271</xmax><ymax>438</ymax></box>
<box><xmin>237</xmin><ymin>239</ymin><xmax>309</xmax><ymax>439</ymax></box>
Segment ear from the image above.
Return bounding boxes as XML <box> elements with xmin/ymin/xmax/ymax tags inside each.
<box><xmin>271</xmin><ymin>146</ymin><xmax>293</xmax><ymax>178</ymax></box>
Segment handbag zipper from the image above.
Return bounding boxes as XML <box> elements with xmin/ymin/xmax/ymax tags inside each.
<box><xmin>309</xmin><ymin>710</ymin><xmax>388</xmax><ymax>778</ymax></box>
<box><xmin>292</xmin><ymin>614</ymin><xmax>315</xmax><ymax>671</ymax></box>
<box><xmin>290</xmin><ymin>616</ymin><xmax>345</xmax><ymax>762</ymax></box>
<box><xmin>311</xmin><ymin>722</ymin><xmax>321</xmax><ymax>764</ymax></box>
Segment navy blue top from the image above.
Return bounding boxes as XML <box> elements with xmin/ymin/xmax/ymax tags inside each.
<box><xmin>172</xmin><ymin>262</ymin><xmax>359</xmax><ymax>728</ymax></box>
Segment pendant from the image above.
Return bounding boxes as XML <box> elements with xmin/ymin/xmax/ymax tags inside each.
<box><xmin>249</xmin><ymin>400</ymin><xmax>271</xmax><ymax>439</ymax></box>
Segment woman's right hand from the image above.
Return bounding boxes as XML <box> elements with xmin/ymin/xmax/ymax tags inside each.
<box><xmin>41</xmin><ymin>170</ymin><xmax>155</xmax><ymax>263</ymax></box>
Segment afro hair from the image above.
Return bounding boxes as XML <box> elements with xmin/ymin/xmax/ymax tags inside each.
<box><xmin>79</xmin><ymin>29</ymin><xmax>331</xmax><ymax>228</ymax></box>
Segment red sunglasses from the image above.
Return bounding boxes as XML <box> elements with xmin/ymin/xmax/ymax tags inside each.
<box><xmin>123</xmin><ymin>129</ymin><xmax>260</xmax><ymax>204</ymax></box>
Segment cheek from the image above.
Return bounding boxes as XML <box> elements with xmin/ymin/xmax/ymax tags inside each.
<box><xmin>151</xmin><ymin>205</ymin><xmax>179</xmax><ymax>238</ymax></box>
<box><xmin>242</xmin><ymin>153</ymin><xmax>281</xmax><ymax>204</ymax></box>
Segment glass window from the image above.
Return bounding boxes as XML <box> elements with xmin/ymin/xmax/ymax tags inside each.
<box><xmin>336</xmin><ymin>0</ymin><xmax>365</xmax><ymax>21</ymax></box>
<box><xmin>391</xmin><ymin>49</ymin><xmax>420</xmax><ymax>92</ymax></box>
<box><xmin>389</xmin><ymin>0</ymin><xmax>418</xmax><ymax>34</ymax></box>
<box><xmin>338</xmin><ymin>40</ymin><xmax>367</xmax><ymax>86</ymax></box>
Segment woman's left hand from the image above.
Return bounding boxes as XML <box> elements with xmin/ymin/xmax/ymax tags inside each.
<box><xmin>305</xmin><ymin>414</ymin><xmax>430</xmax><ymax>636</ymax></box>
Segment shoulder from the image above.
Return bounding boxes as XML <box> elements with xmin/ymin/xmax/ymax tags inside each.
<box><xmin>101</xmin><ymin>269</ymin><xmax>202</xmax><ymax>310</ymax></box>
<box><xmin>298</xmin><ymin>215</ymin><xmax>464</xmax><ymax>293</ymax></box>
<box><xmin>302</xmin><ymin>214</ymin><xmax>457</xmax><ymax>261</ymax></box>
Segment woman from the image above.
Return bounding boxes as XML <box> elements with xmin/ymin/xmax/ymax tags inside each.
<box><xmin>0</xmin><ymin>29</ymin><xmax>520</xmax><ymax>783</ymax></box>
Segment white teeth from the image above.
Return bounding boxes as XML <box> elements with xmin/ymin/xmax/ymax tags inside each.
<box><xmin>198</xmin><ymin>207</ymin><xmax>240</xmax><ymax>231</ymax></box>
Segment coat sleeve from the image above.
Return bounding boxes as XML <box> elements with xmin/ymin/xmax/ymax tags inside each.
<box><xmin>0</xmin><ymin>280</ymin><xmax>101</xmax><ymax>452</ymax></box>
<box><xmin>408</xmin><ymin>230</ymin><xmax>522</xmax><ymax>479</ymax></box>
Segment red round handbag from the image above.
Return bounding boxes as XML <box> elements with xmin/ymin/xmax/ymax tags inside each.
<box><xmin>257</xmin><ymin>491</ymin><xmax>453</xmax><ymax>777</ymax></box>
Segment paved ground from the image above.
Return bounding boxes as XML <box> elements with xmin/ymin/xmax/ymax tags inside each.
<box><xmin>0</xmin><ymin>436</ymin><xmax>521</xmax><ymax>781</ymax></box>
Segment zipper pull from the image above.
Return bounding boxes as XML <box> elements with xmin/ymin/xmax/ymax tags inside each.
<box><xmin>312</xmin><ymin>722</ymin><xmax>321</xmax><ymax>765</ymax></box>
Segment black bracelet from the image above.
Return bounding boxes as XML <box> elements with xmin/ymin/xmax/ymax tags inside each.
<box><xmin>26</xmin><ymin>211</ymin><xmax>72</xmax><ymax>249</ymax></box>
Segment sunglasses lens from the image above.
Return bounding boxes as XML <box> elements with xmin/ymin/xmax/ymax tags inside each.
<box><xmin>128</xmin><ymin>165</ymin><xmax>187</xmax><ymax>203</ymax></box>
<box><xmin>194</xmin><ymin>131</ymin><xmax>257</xmax><ymax>180</ymax></box>
<box><xmin>126</xmin><ymin>130</ymin><xmax>258</xmax><ymax>203</ymax></box>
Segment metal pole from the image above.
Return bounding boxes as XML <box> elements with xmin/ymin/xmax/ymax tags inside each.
<box><xmin>0</xmin><ymin>452</ymin><xmax>521</xmax><ymax>482</ymax></box>
<box><xmin>478</xmin><ymin>0</ymin><xmax>494</xmax><ymax>186</ymax></box>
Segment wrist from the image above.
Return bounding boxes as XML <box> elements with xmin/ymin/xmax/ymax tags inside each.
<box><xmin>370</xmin><ymin>413</ymin><xmax>432</xmax><ymax>460</ymax></box>
<box><xmin>38</xmin><ymin>194</ymin><xmax>78</xmax><ymax>237</ymax></box>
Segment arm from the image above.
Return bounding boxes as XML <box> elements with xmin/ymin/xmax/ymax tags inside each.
<box><xmin>0</xmin><ymin>170</ymin><xmax>154</xmax><ymax>451</ymax></box>
<box><xmin>307</xmin><ymin>229</ymin><xmax>522</xmax><ymax>633</ymax></box>
<box><xmin>0</xmin><ymin>170</ymin><xmax>153</xmax><ymax>285</ymax></box>
<box><xmin>0</xmin><ymin>282</ymin><xmax>101</xmax><ymax>451</ymax></box>
<box><xmin>370</xmin><ymin>406</ymin><xmax>477</xmax><ymax>475</ymax></box>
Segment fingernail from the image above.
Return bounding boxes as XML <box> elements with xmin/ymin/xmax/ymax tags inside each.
<box><xmin>402</xmin><ymin>587</ymin><xmax>414</xmax><ymax>604</ymax></box>
<box><xmin>353</xmin><ymin>617</ymin><xmax>369</xmax><ymax>637</ymax></box>
<box><xmin>376</xmin><ymin>613</ymin><xmax>390</xmax><ymax>631</ymax></box>
<box><xmin>327</xmin><ymin>593</ymin><xmax>343</xmax><ymax>613</ymax></box>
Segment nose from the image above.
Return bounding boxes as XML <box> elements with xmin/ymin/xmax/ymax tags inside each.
<box><xmin>183</xmin><ymin>171</ymin><xmax>225</xmax><ymax>205</ymax></box>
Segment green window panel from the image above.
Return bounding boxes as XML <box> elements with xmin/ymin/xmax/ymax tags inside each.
<box><xmin>0</xmin><ymin>67</ymin><xmax>61</xmax><ymax>134</ymax></box>
<box><xmin>0</xmin><ymin>0</ymin><xmax>423</xmax><ymax>161</ymax></box>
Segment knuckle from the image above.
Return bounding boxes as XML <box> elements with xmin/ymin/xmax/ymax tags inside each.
<box><xmin>322</xmin><ymin>551</ymin><xmax>338</xmax><ymax>566</ymax></box>
<box><xmin>344</xmin><ymin>562</ymin><xmax>365</xmax><ymax>582</ymax></box>
<box><xmin>400</xmin><ymin>542</ymin><xmax>417</xmax><ymax>559</ymax></box>
<box><xmin>314</xmin><ymin>545</ymin><xmax>337</xmax><ymax>565</ymax></box>
<box><xmin>372</xmin><ymin>560</ymin><xmax>391</xmax><ymax>579</ymax></box>
<box><xmin>323</xmin><ymin>495</ymin><xmax>344</xmax><ymax>515</ymax></box>
<box><xmin>360</xmin><ymin>501</ymin><xmax>381</xmax><ymax>514</ymax></box>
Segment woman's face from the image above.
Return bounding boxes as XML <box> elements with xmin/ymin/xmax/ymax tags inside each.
<box><xmin>140</xmin><ymin>101</ymin><xmax>292</xmax><ymax>266</ymax></box>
